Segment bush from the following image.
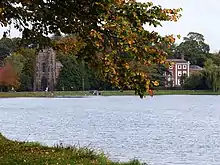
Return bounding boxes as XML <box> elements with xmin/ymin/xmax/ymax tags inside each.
<box><xmin>183</xmin><ymin>73</ymin><xmax>209</xmax><ymax>90</ymax></box>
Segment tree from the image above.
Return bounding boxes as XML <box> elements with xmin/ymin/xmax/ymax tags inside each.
<box><xmin>210</xmin><ymin>52</ymin><xmax>220</xmax><ymax>66</ymax></box>
<box><xmin>1</xmin><ymin>0</ymin><xmax>182</xmax><ymax>97</ymax></box>
<box><xmin>4</xmin><ymin>52</ymin><xmax>24</xmax><ymax>76</ymax></box>
<box><xmin>175</xmin><ymin>32</ymin><xmax>210</xmax><ymax>67</ymax></box>
<box><xmin>183</xmin><ymin>72</ymin><xmax>208</xmax><ymax>90</ymax></box>
<box><xmin>56</xmin><ymin>52</ymin><xmax>112</xmax><ymax>91</ymax></box>
<box><xmin>56</xmin><ymin>54</ymin><xmax>84</xmax><ymax>91</ymax></box>
<box><xmin>0</xmin><ymin>37</ymin><xmax>22</xmax><ymax>67</ymax></box>
<box><xmin>203</xmin><ymin>59</ymin><xmax>220</xmax><ymax>92</ymax></box>
<box><xmin>3</xmin><ymin>52</ymin><xmax>25</xmax><ymax>89</ymax></box>
<box><xmin>0</xmin><ymin>37</ymin><xmax>21</xmax><ymax>53</ymax></box>
<box><xmin>14</xmin><ymin>48</ymin><xmax>36</xmax><ymax>91</ymax></box>
<box><xmin>0</xmin><ymin>63</ymin><xmax>20</xmax><ymax>89</ymax></box>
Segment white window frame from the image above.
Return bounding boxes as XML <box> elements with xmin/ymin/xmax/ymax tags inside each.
<box><xmin>178</xmin><ymin>79</ymin><xmax>181</xmax><ymax>85</ymax></box>
<box><xmin>178</xmin><ymin>71</ymin><xmax>182</xmax><ymax>77</ymax></box>
<box><xmin>183</xmin><ymin>65</ymin><xmax>187</xmax><ymax>69</ymax></box>
<box><xmin>169</xmin><ymin>65</ymin><xmax>173</xmax><ymax>69</ymax></box>
<box><xmin>183</xmin><ymin>71</ymin><xmax>187</xmax><ymax>75</ymax></box>
<box><xmin>178</xmin><ymin>65</ymin><xmax>182</xmax><ymax>69</ymax></box>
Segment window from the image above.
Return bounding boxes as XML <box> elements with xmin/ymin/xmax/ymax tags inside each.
<box><xmin>183</xmin><ymin>71</ymin><xmax>187</xmax><ymax>75</ymax></box>
<box><xmin>178</xmin><ymin>65</ymin><xmax>182</xmax><ymax>69</ymax></box>
<box><xmin>178</xmin><ymin>79</ymin><xmax>181</xmax><ymax>85</ymax></box>
<box><xmin>42</xmin><ymin>63</ymin><xmax>46</xmax><ymax>72</ymax></box>
<box><xmin>178</xmin><ymin>71</ymin><xmax>182</xmax><ymax>76</ymax></box>
<box><xmin>169</xmin><ymin>65</ymin><xmax>173</xmax><ymax>69</ymax></box>
<box><xmin>183</xmin><ymin>65</ymin><xmax>187</xmax><ymax>69</ymax></box>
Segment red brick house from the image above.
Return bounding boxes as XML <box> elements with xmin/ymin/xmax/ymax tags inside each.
<box><xmin>165</xmin><ymin>58</ymin><xmax>190</xmax><ymax>87</ymax></box>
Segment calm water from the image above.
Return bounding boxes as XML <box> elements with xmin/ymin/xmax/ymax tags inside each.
<box><xmin>0</xmin><ymin>96</ymin><xmax>220</xmax><ymax>165</ymax></box>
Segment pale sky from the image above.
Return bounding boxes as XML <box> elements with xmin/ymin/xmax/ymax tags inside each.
<box><xmin>139</xmin><ymin>0</ymin><xmax>220</xmax><ymax>53</ymax></box>
<box><xmin>0</xmin><ymin>0</ymin><xmax>219</xmax><ymax>52</ymax></box>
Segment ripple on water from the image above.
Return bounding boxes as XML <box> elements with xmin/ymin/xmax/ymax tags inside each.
<box><xmin>1</xmin><ymin>95</ymin><xmax>220</xmax><ymax>165</ymax></box>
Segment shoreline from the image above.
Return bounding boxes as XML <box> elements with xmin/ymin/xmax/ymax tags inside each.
<box><xmin>0</xmin><ymin>133</ymin><xmax>145</xmax><ymax>165</ymax></box>
<box><xmin>0</xmin><ymin>90</ymin><xmax>219</xmax><ymax>98</ymax></box>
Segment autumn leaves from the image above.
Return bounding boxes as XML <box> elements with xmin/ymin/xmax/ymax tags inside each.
<box><xmin>0</xmin><ymin>63</ymin><xmax>19</xmax><ymax>88</ymax></box>
<box><xmin>86</xmin><ymin>2</ymin><xmax>181</xmax><ymax>97</ymax></box>
<box><xmin>0</xmin><ymin>0</ymin><xmax>181</xmax><ymax>97</ymax></box>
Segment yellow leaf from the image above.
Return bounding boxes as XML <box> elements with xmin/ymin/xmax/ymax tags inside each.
<box><xmin>152</xmin><ymin>81</ymin><xmax>159</xmax><ymax>86</ymax></box>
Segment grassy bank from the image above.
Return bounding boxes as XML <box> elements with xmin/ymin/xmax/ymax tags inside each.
<box><xmin>0</xmin><ymin>133</ymin><xmax>145</xmax><ymax>165</ymax></box>
<box><xmin>101</xmin><ymin>90</ymin><xmax>220</xmax><ymax>96</ymax></box>
<box><xmin>0</xmin><ymin>90</ymin><xmax>219</xmax><ymax>98</ymax></box>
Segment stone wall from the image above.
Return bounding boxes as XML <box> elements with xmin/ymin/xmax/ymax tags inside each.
<box><xmin>34</xmin><ymin>48</ymin><xmax>62</xmax><ymax>91</ymax></box>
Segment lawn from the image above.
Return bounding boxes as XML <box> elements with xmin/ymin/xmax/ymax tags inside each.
<box><xmin>0</xmin><ymin>90</ymin><xmax>219</xmax><ymax>98</ymax></box>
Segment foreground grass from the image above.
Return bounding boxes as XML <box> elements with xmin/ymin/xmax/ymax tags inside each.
<box><xmin>0</xmin><ymin>90</ymin><xmax>220</xmax><ymax>98</ymax></box>
<box><xmin>0</xmin><ymin>133</ymin><xmax>146</xmax><ymax>165</ymax></box>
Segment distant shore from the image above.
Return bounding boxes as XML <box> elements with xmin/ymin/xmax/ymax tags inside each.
<box><xmin>0</xmin><ymin>90</ymin><xmax>219</xmax><ymax>98</ymax></box>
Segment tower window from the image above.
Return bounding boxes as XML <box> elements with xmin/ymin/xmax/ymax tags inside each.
<box><xmin>42</xmin><ymin>63</ymin><xmax>46</xmax><ymax>72</ymax></box>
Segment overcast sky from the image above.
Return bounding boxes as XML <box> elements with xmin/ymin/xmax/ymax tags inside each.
<box><xmin>0</xmin><ymin>0</ymin><xmax>219</xmax><ymax>52</ymax></box>
<box><xmin>139</xmin><ymin>0</ymin><xmax>219</xmax><ymax>52</ymax></box>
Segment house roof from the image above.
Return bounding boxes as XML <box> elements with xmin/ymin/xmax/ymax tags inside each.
<box><xmin>167</xmin><ymin>58</ymin><xmax>188</xmax><ymax>63</ymax></box>
<box><xmin>190</xmin><ymin>65</ymin><xmax>203</xmax><ymax>70</ymax></box>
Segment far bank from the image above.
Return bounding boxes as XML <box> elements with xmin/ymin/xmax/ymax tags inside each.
<box><xmin>0</xmin><ymin>90</ymin><xmax>220</xmax><ymax>98</ymax></box>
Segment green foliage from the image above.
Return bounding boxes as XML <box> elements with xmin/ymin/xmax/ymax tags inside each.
<box><xmin>183</xmin><ymin>73</ymin><xmax>208</xmax><ymax>90</ymax></box>
<box><xmin>18</xmin><ymin>73</ymin><xmax>32</xmax><ymax>91</ymax></box>
<box><xmin>17</xmin><ymin>48</ymin><xmax>36</xmax><ymax>91</ymax></box>
<box><xmin>0</xmin><ymin>133</ymin><xmax>147</xmax><ymax>165</ymax></box>
<box><xmin>56</xmin><ymin>53</ymin><xmax>113</xmax><ymax>91</ymax></box>
<box><xmin>0</xmin><ymin>37</ymin><xmax>21</xmax><ymax>66</ymax></box>
<box><xmin>203</xmin><ymin>59</ymin><xmax>220</xmax><ymax>92</ymax></box>
<box><xmin>4</xmin><ymin>52</ymin><xmax>24</xmax><ymax>76</ymax></box>
<box><xmin>175</xmin><ymin>32</ymin><xmax>210</xmax><ymax>67</ymax></box>
<box><xmin>3</xmin><ymin>47</ymin><xmax>36</xmax><ymax>91</ymax></box>
<box><xmin>18</xmin><ymin>48</ymin><xmax>36</xmax><ymax>78</ymax></box>
<box><xmin>210</xmin><ymin>53</ymin><xmax>220</xmax><ymax>66</ymax></box>
<box><xmin>183</xmin><ymin>58</ymin><xmax>220</xmax><ymax>92</ymax></box>
<box><xmin>56</xmin><ymin>55</ymin><xmax>84</xmax><ymax>91</ymax></box>
<box><xmin>0</xmin><ymin>0</ymin><xmax>182</xmax><ymax>97</ymax></box>
<box><xmin>0</xmin><ymin>37</ymin><xmax>21</xmax><ymax>53</ymax></box>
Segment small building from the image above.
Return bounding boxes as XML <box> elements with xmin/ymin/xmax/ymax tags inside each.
<box><xmin>34</xmin><ymin>47</ymin><xmax>63</xmax><ymax>91</ymax></box>
<box><xmin>165</xmin><ymin>58</ymin><xmax>190</xmax><ymax>87</ymax></box>
<box><xmin>189</xmin><ymin>65</ymin><xmax>203</xmax><ymax>75</ymax></box>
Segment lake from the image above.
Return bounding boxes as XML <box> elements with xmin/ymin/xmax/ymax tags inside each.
<box><xmin>0</xmin><ymin>95</ymin><xmax>220</xmax><ymax>165</ymax></box>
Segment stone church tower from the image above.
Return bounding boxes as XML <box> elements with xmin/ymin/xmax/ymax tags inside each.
<box><xmin>34</xmin><ymin>47</ymin><xmax>62</xmax><ymax>91</ymax></box>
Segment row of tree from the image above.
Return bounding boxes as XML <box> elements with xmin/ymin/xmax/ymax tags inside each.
<box><xmin>0</xmin><ymin>36</ymin><xmax>114</xmax><ymax>91</ymax></box>
<box><xmin>1</xmin><ymin>31</ymin><xmax>220</xmax><ymax>92</ymax></box>
<box><xmin>1</xmin><ymin>0</ymin><xmax>183</xmax><ymax>98</ymax></box>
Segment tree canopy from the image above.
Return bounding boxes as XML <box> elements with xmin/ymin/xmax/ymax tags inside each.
<box><xmin>175</xmin><ymin>32</ymin><xmax>210</xmax><ymax>67</ymax></box>
<box><xmin>0</xmin><ymin>0</ymin><xmax>182</xmax><ymax>97</ymax></box>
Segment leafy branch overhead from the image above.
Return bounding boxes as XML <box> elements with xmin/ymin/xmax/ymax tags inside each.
<box><xmin>0</xmin><ymin>0</ymin><xmax>182</xmax><ymax>98</ymax></box>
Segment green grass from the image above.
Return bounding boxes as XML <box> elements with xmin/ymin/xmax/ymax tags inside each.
<box><xmin>101</xmin><ymin>90</ymin><xmax>220</xmax><ymax>96</ymax></box>
<box><xmin>0</xmin><ymin>90</ymin><xmax>219</xmax><ymax>98</ymax></box>
<box><xmin>154</xmin><ymin>90</ymin><xmax>220</xmax><ymax>95</ymax></box>
<box><xmin>0</xmin><ymin>133</ymin><xmax>146</xmax><ymax>165</ymax></box>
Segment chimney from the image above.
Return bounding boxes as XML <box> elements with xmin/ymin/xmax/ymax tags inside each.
<box><xmin>181</xmin><ymin>53</ymin><xmax>184</xmax><ymax>60</ymax></box>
